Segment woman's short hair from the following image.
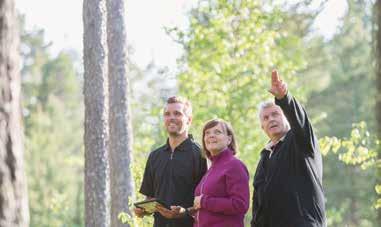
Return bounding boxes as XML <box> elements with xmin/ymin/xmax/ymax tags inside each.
<box><xmin>201</xmin><ymin>118</ymin><xmax>238</xmax><ymax>158</ymax></box>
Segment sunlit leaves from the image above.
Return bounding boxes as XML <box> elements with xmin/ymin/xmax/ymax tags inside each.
<box><xmin>319</xmin><ymin>122</ymin><xmax>378</xmax><ymax>170</ymax></box>
<box><xmin>175</xmin><ymin>2</ymin><xmax>307</xmax><ymax>224</ymax></box>
<box><xmin>175</xmin><ymin>0</ymin><xmax>306</xmax><ymax>165</ymax></box>
<box><xmin>319</xmin><ymin>121</ymin><xmax>380</xmax><ymax>212</ymax></box>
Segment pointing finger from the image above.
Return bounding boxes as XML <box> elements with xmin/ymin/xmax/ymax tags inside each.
<box><xmin>271</xmin><ymin>69</ymin><xmax>280</xmax><ymax>84</ymax></box>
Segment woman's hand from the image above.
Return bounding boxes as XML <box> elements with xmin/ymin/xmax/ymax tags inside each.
<box><xmin>194</xmin><ymin>195</ymin><xmax>203</xmax><ymax>209</ymax></box>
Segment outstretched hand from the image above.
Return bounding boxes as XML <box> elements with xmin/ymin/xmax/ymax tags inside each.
<box><xmin>268</xmin><ymin>69</ymin><xmax>287</xmax><ymax>99</ymax></box>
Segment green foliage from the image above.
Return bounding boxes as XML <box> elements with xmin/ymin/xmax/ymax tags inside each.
<box><xmin>319</xmin><ymin>121</ymin><xmax>379</xmax><ymax>225</ymax></box>
<box><xmin>320</xmin><ymin>122</ymin><xmax>378</xmax><ymax>169</ymax></box>
<box><xmin>301</xmin><ymin>0</ymin><xmax>378</xmax><ymax>225</ymax></box>
<box><xmin>21</xmin><ymin>22</ymin><xmax>165</xmax><ymax>226</ymax></box>
<box><xmin>118</xmin><ymin>212</ymin><xmax>133</xmax><ymax>225</ymax></box>
<box><xmin>175</xmin><ymin>0</ymin><xmax>306</xmax><ymax>153</ymax></box>
<box><xmin>125</xmin><ymin>56</ymin><xmax>172</xmax><ymax>226</ymax></box>
<box><xmin>20</xmin><ymin>0</ymin><xmax>380</xmax><ymax>226</ymax></box>
<box><xmin>175</xmin><ymin>0</ymin><xmax>379</xmax><ymax>225</ymax></box>
<box><xmin>376</xmin><ymin>184</ymin><xmax>381</xmax><ymax>209</ymax></box>
<box><xmin>21</xmin><ymin>22</ymin><xmax>84</xmax><ymax>227</ymax></box>
<box><xmin>306</xmin><ymin>0</ymin><xmax>375</xmax><ymax>136</ymax></box>
<box><xmin>174</xmin><ymin>0</ymin><xmax>306</xmax><ymax>224</ymax></box>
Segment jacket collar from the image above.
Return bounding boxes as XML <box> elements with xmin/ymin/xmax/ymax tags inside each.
<box><xmin>209</xmin><ymin>147</ymin><xmax>233</xmax><ymax>164</ymax></box>
<box><xmin>164</xmin><ymin>134</ymin><xmax>194</xmax><ymax>152</ymax></box>
<box><xmin>264</xmin><ymin>131</ymin><xmax>288</xmax><ymax>152</ymax></box>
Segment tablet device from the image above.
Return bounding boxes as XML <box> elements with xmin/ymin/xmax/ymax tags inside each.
<box><xmin>134</xmin><ymin>198</ymin><xmax>170</xmax><ymax>214</ymax></box>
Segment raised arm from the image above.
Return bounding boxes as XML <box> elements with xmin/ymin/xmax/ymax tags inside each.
<box><xmin>269</xmin><ymin>70</ymin><xmax>318</xmax><ymax>154</ymax></box>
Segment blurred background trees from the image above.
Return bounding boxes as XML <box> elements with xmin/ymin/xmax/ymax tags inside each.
<box><xmin>17</xmin><ymin>0</ymin><xmax>380</xmax><ymax>226</ymax></box>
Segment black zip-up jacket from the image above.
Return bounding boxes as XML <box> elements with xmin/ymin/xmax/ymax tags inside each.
<box><xmin>140</xmin><ymin>135</ymin><xmax>207</xmax><ymax>227</ymax></box>
<box><xmin>251</xmin><ymin>93</ymin><xmax>326</xmax><ymax>227</ymax></box>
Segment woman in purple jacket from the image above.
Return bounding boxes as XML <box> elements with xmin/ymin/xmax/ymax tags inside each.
<box><xmin>193</xmin><ymin>118</ymin><xmax>250</xmax><ymax>227</ymax></box>
<box><xmin>156</xmin><ymin>119</ymin><xmax>250</xmax><ymax>227</ymax></box>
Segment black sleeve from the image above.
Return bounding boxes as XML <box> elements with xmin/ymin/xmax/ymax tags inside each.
<box><xmin>251</xmin><ymin>177</ymin><xmax>257</xmax><ymax>227</ymax></box>
<box><xmin>251</xmin><ymin>151</ymin><xmax>268</xmax><ymax>226</ymax></box>
<box><xmin>194</xmin><ymin>152</ymin><xmax>207</xmax><ymax>185</ymax></box>
<box><xmin>199</xmin><ymin>156</ymin><xmax>207</xmax><ymax>182</ymax></box>
<box><xmin>275</xmin><ymin>92</ymin><xmax>318</xmax><ymax>155</ymax></box>
<box><xmin>139</xmin><ymin>153</ymin><xmax>154</xmax><ymax>198</ymax></box>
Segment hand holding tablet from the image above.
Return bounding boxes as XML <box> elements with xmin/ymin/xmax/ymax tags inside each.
<box><xmin>133</xmin><ymin>198</ymin><xmax>170</xmax><ymax>214</ymax></box>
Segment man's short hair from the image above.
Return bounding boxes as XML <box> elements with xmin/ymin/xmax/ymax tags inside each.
<box><xmin>257</xmin><ymin>100</ymin><xmax>290</xmax><ymax>130</ymax></box>
<box><xmin>165</xmin><ymin>96</ymin><xmax>192</xmax><ymax>117</ymax></box>
<box><xmin>257</xmin><ymin>100</ymin><xmax>276</xmax><ymax>120</ymax></box>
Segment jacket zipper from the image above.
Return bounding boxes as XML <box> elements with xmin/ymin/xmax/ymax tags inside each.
<box><xmin>196</xmin><ymin>166</ymin><xmax>212</xmax><ymax>227</ymax></box>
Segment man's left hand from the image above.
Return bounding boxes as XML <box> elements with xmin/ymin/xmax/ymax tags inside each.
<box><xmin>155</xmin><ymin>205</ymin><xmax>185</xmax><ymax>219</ymax></box>
<box><xmin>269</xmin><ymin>69</ymin><xmax>288</xmax><ymax>99</ymax></box>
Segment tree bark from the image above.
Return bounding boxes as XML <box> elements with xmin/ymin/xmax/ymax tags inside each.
<box><xmin>107</xmin><ymin>0</ymin><xmax>135</xmax><ymax>226</ymax></box>
<box><xmin>0</xmin><ymin>0</ymin><xmax>29</xmax><ymax>226</ymax></box>
<box><xmin>83</xmin><ymin>0</ymin><xmax>110</xmax><ymax>226</ymax></box>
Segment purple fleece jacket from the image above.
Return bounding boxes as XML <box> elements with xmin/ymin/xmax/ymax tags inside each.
<box><xmin>194</xmin><ymin>148</ymin><xmax>250</xmax><ymax>227</ymax></box>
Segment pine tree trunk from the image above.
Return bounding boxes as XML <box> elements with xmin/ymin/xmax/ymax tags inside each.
<box><xmin>83</xmin><ymin>0</ymin><xmax>110</xmax><ymax>226</ymax></box>
<box><xmin>107</xmin><ymin>0</ymin><xmax>135</xmax><ymax>226</ymax></box>
<box><xmin>0</xmin><ymin>0</ymin><xmax>29</xmax><ymax>226</ymax></box>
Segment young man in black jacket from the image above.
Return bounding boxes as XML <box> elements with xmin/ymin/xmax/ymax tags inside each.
<box><xmin>251</xmin><ymin>70</ymin><xmax>326</xmax><ymax>227</ymax></box>
<box><xmin>134</xmin><ymin>96</ymin><xmax>207</xmax><ymax>227</ymax></box>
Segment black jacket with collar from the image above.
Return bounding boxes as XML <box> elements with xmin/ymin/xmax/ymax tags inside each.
<box><xmin>251</xmin><ymin>93</ymin><xmax>326</xmax><ymax>227</ymax></box>
<box><xmin>140</xmin><ymin>135</ymin><xmax>207</xmax><ymax>227</ymax></box>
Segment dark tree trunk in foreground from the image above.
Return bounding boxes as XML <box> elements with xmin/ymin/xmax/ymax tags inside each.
<box><xmin>0</xmin><ymin>0</ymin><xmax>29</xmax><ymax>226</ymax></box>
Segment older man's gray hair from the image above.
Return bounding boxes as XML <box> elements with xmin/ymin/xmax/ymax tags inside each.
<box><xmin>257</xmin><ymin>100</ymin><xmax>290</xmax><ymax>130</ymax></box>
<box><xmin>257</xmin><ymin>100</ymin><xmax>276</xmax><ymax>119</ymax></box>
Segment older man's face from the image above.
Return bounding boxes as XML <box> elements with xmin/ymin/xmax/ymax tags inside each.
<box><xmin>260</xmin><ymin>105</ymin><xmax>288</xmax><ymax>141</ymax></box>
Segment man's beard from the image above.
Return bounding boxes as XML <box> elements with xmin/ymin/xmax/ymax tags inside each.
<box><xmin>168</xmin><ymin>130</ymin><xmax>183</xmax><ymax>137</ymax></box>
<box><xmin>167</xmin><ymin>126</ymin><xmax>187</xmax><ymax>137</ymax></box>
<box><xmin>168</xmin><ymin>132</ymin><xmax>180</xmax><ymax>137</ymax></box>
